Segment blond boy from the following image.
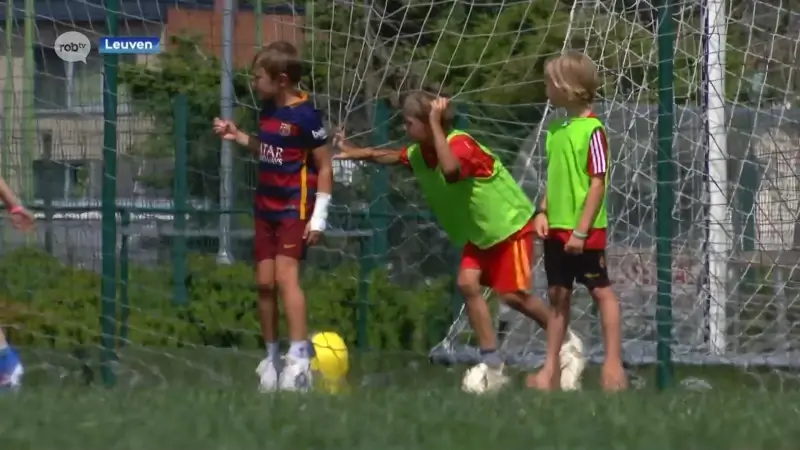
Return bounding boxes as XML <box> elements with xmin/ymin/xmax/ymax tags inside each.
<box><xmin>526</xmin><ymin>51</ymin><xmax>627</xmax><ymax>391</ymax></box>
<box><xmin>213</xmin><ymin>41</ymin><xmax>333</xmax><ymax>392</ymax></box>
<box><xmin>335</xmin><ymin>91</ymin><xmax>586</xmax><ymax>393</ymax></box>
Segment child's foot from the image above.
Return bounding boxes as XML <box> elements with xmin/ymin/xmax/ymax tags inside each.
<box><xmin>526</xmin><ymin>368</ymin><xmax>559</xmax><ymax>391</ymax></box>
<box><xmin>559</xmin><ymin>330</ymin><xmax>586</xmax><ymax>391</ymax></box>
<box><xmin>256</xmin><ymin>358</ymin><xmax>280</xmax><ymax>392</ymax></box>
<box><xmin>0</xmin><ymin>347</ymin><xmax>23</xmax><ymax>391</ymax></box>
<box><xmin>461</xmin><ymin>363</ymin><xmax>509</xmax><ymax>394</ymax></box>
<box><xmin>279</xmin><ymin>355</ymin><xmax>312</xmax><ymax>392</ymax></box>
<box><xmin>601</xmin><ymin>362</ymin><xmax>628</xmax><ymax>392</ymax></box>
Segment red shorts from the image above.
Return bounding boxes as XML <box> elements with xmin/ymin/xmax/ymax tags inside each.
<box><xmin>254</xmin><ymin>219</ymin><xmax>307</xmax><ymax>262</ymax></box>
<box><xmin>460</xmin><ymin>221</ymin><xmax>534</xmax><ymax>294</ymax></box>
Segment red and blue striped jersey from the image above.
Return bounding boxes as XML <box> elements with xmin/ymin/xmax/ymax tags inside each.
<box><xmin>256</xmin><ymin>94</ymin><xmax>327</xmax><ymax>221</ymax></box>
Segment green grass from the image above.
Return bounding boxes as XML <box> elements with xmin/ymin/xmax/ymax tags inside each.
<box><xmin>5</xmin><ymin>348</ymin><xmax>800</xmax><ymax>449</ymax></box>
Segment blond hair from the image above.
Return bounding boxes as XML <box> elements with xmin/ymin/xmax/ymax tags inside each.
<box><xmin>402</xmin><ymin>91</ymin><xmax>455</xmax><ymax>129</ymax></box>
<box><xmin>252</xmin><ymin>41</ymin><xmax>303</xmax><ymax>83</ymax></box>
<box><xmin>545</xmin><ymin>51</ymin><xmax>599</xmax><ymax>104</ymax></box>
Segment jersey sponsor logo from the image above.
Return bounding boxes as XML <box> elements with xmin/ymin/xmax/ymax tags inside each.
<box><xmin>260</xmin><ymin>143</ymin><xmax>284</xmax><ymax>165</ymax></box>
<box><xmin>312</xmin><ymin>128</ymin><xmax>327</xmax><ymax>140</ymax></box>
<box><xmin>279</xmin><ymin>122</ymin><xmax>293</xmax><ymax>136</ymax></box>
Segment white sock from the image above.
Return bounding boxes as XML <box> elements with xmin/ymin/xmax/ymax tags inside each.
<box><xmin>288</xmin><ymin>341</ymin><xmax>309</xmax><ymax>360</ymax></box>
<box><xmin>265</xmin><ymin>342</ymin><xmax>279</xmax><ymax>361</ymax></box>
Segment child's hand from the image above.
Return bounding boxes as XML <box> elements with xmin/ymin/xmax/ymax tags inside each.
<box><xmin>10</xmin><ymin>206</ymin><xmax>34</xmax><ymax>232</ymax></box>
<box><xmin>213</xmin><ymin>118</ymin><xmax>239</xmax><ymax>141</ymax></box>
<box><xmin>332</xmin><ymin>129</ymin><xmax>357</xmax><ymax>159</ymax></box>
<box><xmin>428</xmin><ymin>97</ymin><xmax>450</xmax><ymax>124</ymax></box>
<box><xmin>332</xmin><ymin>129</ymin><xmax>348</xmax><ymax>149</ymax></box>
<box><xmin>533</xmin><ymin>213</ymin><xmax>549</xmax><ymax>239</ymax></box>
<box><xmin>564</xmin><ymin>234</ymin><xmax>585</xmax><ymax>254</ymax></box>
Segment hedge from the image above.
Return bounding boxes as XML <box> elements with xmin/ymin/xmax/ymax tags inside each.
<box><xmin>0</xmin><ymin>248</ymin><xmax>453</xmax><ymax>354</ymax></box>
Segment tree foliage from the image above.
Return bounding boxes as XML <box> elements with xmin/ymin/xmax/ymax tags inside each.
<box><xmin>119</xmin><ymin>35</ymin><xmax>256</xmax><ymax>200</ymax></box>
<box><xmin>119</xmin><ymin>1</ymin><xmax>799</xmax><ymax>198</ymax></box>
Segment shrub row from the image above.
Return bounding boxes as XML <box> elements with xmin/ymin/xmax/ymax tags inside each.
<box><xmin>0</xmin><ymin>248</ymin><xmax>453</xmax><ymax>353</ymax></box>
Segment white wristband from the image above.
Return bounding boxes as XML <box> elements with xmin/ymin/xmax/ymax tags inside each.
<box><xmin>310</xmin><ymin>192</ymin><xmax>331</xmax><ymax>232</ymax></box>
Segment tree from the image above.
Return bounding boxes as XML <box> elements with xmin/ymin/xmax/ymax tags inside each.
<box><xmin>119</xmin><ymin>35</ymin><xmax>256</xmax><ymax>202</ymax></box>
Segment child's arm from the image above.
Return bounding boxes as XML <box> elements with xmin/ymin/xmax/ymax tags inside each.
<box><xmin>574</xmin><ymin>129</ymin><xmax>609</xmax><ymax>234</ymax></box>
<box><xmin>428</xmin><ymin>98</ymin><xmax>460</xmax><ymax>182</ymax></box>
<box><xmin>0</xmin><ymin>177</ymin><xmax>22</xmax><ymax>209</ymax></box>
<box><xmin>233</xmin><ymin>132</ymin><xmax>261</xmax><ymax>155</ymax></box>
<box><xmin>333</xmin><ymin>131</ymin><xmax>404</xmax><ymax>165</ymax></box>
<box><xmin>574</xmin><ymin>176</ymin><xmax>605</xmax><ymax>234</ymax></box>
<box><xmin>0</xmin><ymin>177</ymin><xmax>34</xmax><ymax>231</ymax></box>
<box><xmin>538</xmin><ymin>189</ymin><xmax>547</xmax><ymax>212</ymax></box>
<box><xmin>213</xmin><ymin>118</ymin><xmax>260</xmax><ymax>154</ymax></box>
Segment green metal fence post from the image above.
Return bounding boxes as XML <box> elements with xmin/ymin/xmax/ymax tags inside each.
<box><xmin>99</xmin><ymin>0</ymin><xmax>120</xmax><ymax>387</ymax></box>
<box><xmin>655</xmin><ymin>0</ymin><xmax>676</xmax><ymax>390</ymax></box>
<box><xmin>355</xmin><ymin>100</ymin><xmax>390</xmax><ymax>351</ymax></box>
<box><xmin>173</xmin><ymin>94</ymin><xmax>189</xmax><ymax>306</ymax></box>
<box><xmin>21</xmin><ymin>0</ymin><xmax>34</xmax><ymax>204</ymax></box>
<box><xmin>118</xmin><ymin>210</ymin><xmax>130</xmax><ymax>348</ymax></box>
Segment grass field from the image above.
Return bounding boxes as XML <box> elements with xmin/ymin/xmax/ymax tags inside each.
<box><xmin>3</xmin><ymin>348</ymin><xmax>800</xmax><ymax>449</ymax></box>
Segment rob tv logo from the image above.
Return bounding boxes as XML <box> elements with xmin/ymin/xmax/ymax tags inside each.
<box><xmin>53</xmin><ymin>31</ymin><xmax>160</xmax><ymax>62</ymax></box>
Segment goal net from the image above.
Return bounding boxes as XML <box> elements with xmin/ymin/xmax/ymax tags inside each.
<box><xmin>1</xmin><ymin>0</ymin><xmax>799</xmax><ymax>390</ymax></box>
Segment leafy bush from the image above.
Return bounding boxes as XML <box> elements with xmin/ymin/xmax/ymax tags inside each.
<box><xmin>0</xmin><ymin>248</ymin><xmax>452</xmax><ymax>354</ymax></box>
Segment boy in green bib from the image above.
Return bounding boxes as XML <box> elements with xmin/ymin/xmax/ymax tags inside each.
<box><xmin>334</xmin><ymin>91</ymin><xmax>586</xmax><ymax>393</ymax></box>
<box><xmin>526</xmin><ymin>51</ymin><xmax>627</xmax><ymax>392</ymax></box>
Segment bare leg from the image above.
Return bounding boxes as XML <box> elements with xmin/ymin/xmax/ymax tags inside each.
<box><xmin>527</xmin><ymin>286</ymin><xmax>571</xmax><ymax>391</ymax></box>
<box><xmin>592</xmin><ymin>286</ymin><xmax>627</xmax><ymax>391</ymax></box>
<box><xmin>256</xmin><ymin>259</ymin><xmax>279</xmax><ymax>351</ymax></box>
<box><xmin>0</xmin><ymin>329</ymin><xmax>7</xmax><ymax>349</ymax></box>
<box><xmin>275</xmin><ymin>255</ymin><xmax>308</xmax><ymax>345</ymax></box>
<box><xmin>501</xmin><ymin>291</ymin><xmax>550</xmax><ymax>329</ymax></box>
<box><xmin>457</xmin><ymin>269</ymin><xmax>498</xmax><ymax>356</ymax></box>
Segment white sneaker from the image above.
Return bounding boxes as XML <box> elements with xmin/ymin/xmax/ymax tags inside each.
<box><xmin>461</xmin><ymin>363</ymin><xmax>509</xmax><ymax>394</ymax></box>
<box><xmin>559</xmin><ymin>329</ymin><xmax>587</xmax><ymax>391</ymax></box>
<box><xmin>279</xmin><ymin>356</ymin><xmax>312</xmax><ymax>392</ymax></box>
<box><xmin>256</xmin><ymin>358</ymin><xmax>280</xmax><ymax>392</ymax></box>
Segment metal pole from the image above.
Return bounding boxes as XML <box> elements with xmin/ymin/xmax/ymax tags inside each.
<box><xmin>704</xmin><ymin>0</ymin><xmax>729</xmax><ymax>356</ymax></box>
<box><xmin>217</xmin><ymin>0</ymin><xmax>236</xmax><ymax>265</ymax></box>
<box><xmin>100</xmin><ymin>0</ymin><xmax>120</xmax><ymax>387</ymax></box>
<box><xmin>655</xmin><ymin>0</ymin><xmax>676</xmax><ymax>390</ymax></box>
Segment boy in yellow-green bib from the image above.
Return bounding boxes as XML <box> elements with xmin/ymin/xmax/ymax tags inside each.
<box><xmin>526</xmin><ymin>51</ymin><xmax>627</xmax><ymax>392</ymax></box>
<box><xmin>334</xmin><ymin>91</ymin><xmax>586</xmax><ymax>393</ymax></box>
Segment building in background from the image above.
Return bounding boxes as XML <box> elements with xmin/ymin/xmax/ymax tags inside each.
<box><xmin>0</xmin><ymin>0</ymin><xmax>303</xmax><ymax>201</ymax></box>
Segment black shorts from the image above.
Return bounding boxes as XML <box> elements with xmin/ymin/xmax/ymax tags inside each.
<box><xmin>543</xmin><ymin>238</ymin><xmax>610</xmax><ymax>290</ymax></box>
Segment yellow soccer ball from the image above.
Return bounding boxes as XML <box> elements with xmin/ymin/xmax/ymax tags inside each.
<box><xmin>310</xmin><ymin>331</ymin><xmax>349</xmax><ymax>394</ymax></box>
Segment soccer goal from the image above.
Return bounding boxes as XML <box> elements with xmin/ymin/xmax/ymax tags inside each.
<box><xmin>2</xmin><ymin>0</ymin><xmax>800</xmax><ymax>392</ymax></box>
<box><xmin>428</xmin><ymin>1</ymin><xmax>800</xmax><ymax>386</ymax></box>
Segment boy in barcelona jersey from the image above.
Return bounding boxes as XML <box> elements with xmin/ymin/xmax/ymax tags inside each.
<box><xmin>526</xmin><ymin>51</ymin><xmax>628</xmax><ymax>392</ymax></box>
<box><xmin>213</xmin><ymin>41</ymin><xmax>333</xmax><ymax>392</ymax></box>
<box><xmin>334</xmin><ymin>91</ymin><xmax>587</xmax><ymax>393</ymax></box>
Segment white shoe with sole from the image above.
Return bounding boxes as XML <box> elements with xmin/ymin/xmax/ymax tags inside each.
<box><xmin>462</xmin><ymin>363</ymin><xmax>509</xmax><ymax>394</ymax></box>
<box><xmin>560</xmin><ymin>329</ymin><xmax>587</xmax><ymax>391</ymax></box>
<box><xmin>279</xmin><ymin>356</ymin><xmax>312</xmax><ymax>392</ymax></box>
<box><xmin>256</xmin><ymin>358</ymin><xmax>280</xmax><ymax>393</ymax></box>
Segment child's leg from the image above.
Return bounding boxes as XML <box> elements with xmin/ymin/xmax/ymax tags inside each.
<box><xmin>274</xmin><ymin>219</ymin><xmax>312</xmax><ymax>391</ymax></box>
<box><xmin>275</xmin><ymin>254</ymin><xmax>308</xmax><ymax>353</ymax></box>
<box><xmin>578</xmin><ymin>251</ymin><xmax>627</xmax><ymax>391</ymax></box>
<box><xmin>0</xmin><ymin>328</ymin><xmax>23</xmax><ymax>388</ymax></box>
<box><xmin>456</xmin><ymin>266</ymin><xmax>501</xmax><ymax>367</ymax></box>
<box><xmin>254</xmin><ymin>221</ymin><xmax>281</xmax><ymax>391</ymax></box>
<box><xmin>591</xmin><ymin>286</ymin><xmax>627</xmax><ymax>391</ymax></box>
<box><xmin>526</xmin><ymin>238</ymin><xmax>576</xmax><ymax>391</ymax></box>
<box><xmin>254</xmin><ymin>220</ymin><xmax>280</xmax><ymax>358</ymax></box>
<box><xmin>256</xmin><ymin>259</ymin><xmax>279</xmax><ymax>358</ymax></box>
